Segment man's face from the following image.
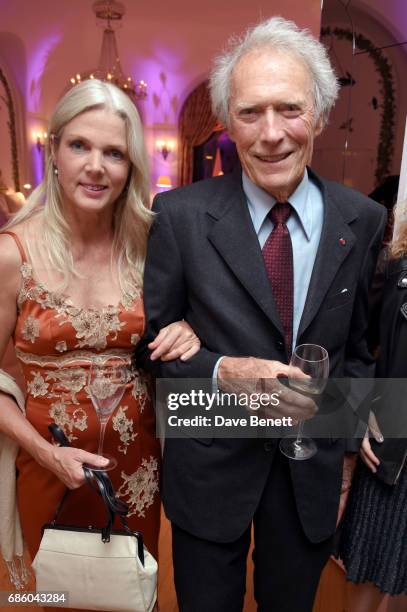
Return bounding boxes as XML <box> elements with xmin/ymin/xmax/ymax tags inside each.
<box><xmin>228</xmin><ymin>48</ymin><xmax>323</xmax><ymax>201</ymax></box>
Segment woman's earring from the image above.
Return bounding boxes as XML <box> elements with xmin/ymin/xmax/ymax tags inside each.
<box><xmin>53</xmin><ymin>166</ymin><xmax>58</xmax><ymax>176</ymax></box>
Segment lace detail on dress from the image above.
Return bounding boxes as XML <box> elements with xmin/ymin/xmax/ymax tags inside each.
<box><xmin>21</xmin><ymin>349</ymin><xmax>148</xmax><ymax>432</ymax></box>
<box><xmin>26</xmin><ymin>371</ymin><xmax>49</xmax><ymax>397</ymax></box>
<box><xmin>131</xmin><ymin>373</ymin><xmax>150</xmax><ymax>413</ymax></box>
<box><xmin>58</xmin><ymin>306</ymin><xmax>125</xmax><ymax>350</ymax></box>
<box><xmin>131</xmin><ymin>334</ymin><xmax>140</xmax><ymax>346</ymax></box>
<box><xmin>112</xmin><ymin>406</ymin><xmax>138</xmax><ymax>454</ymax></box>
<box><xmin>49</xmin><ymin>399</ymin><xmax>88</xmax><ymax>442</ymax></box>
<box><xmin>16</xmin><ymin>347</ymin><xmax>132</xmax><ymax>367</ymax></box>
<box><xmin>21</xmin><ymin>316</ymin><xmax>40</xmax><ymax>344</ymax></box>
<box><xmin>18</xmin><ymin>263</ymin><xmax>141</xmax><ymax>349</ymax></box>
<box><xmin>55</xmin><ymin>341</ymin><xmax>67</xmax><ymax>353</ymax></box>
<box><xmin>45</xmin><ymin>368</ymin><xmax>88</xmax><ymax>404</ymax></box>
<box><xmin>117</xmin><ymin>457</ymin><xmax>159</xmax><ymax>518</ymax></box>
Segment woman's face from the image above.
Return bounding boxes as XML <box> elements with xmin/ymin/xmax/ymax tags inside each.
<box><xmin>53</xmin><ymin>107</ymin><xmax>130</xmax><ymax>216</ymax></box>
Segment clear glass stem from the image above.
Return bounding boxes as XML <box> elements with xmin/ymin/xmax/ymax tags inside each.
<box><xmin>98</xmin><ymin>420</ymin><xmax>108</xmax><ymax>457</ymax></box>
<box><xmin>294</xmin><ymin>421</ymin><xmax>304</xmax><ymax>449</ymax></box>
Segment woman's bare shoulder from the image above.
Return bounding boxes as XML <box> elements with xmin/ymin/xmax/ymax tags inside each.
<box><xmin>0</xmin><ymin>223</ymin><xmax>32</xmax><ymax>353</ymax></box>
<box><xmin>0</xmin><ymin>215</ymin><xmax>43</xmax><ymax>261</ymax></box>
<box><xmin>0</xmin><ymin>217</ymin><xmax>38</xmax><ymax>274</ymax></box>
<box><xmin>0</xmin><ymin>231</ymin><xmax>23</xmax><ymax>269</ymax></box>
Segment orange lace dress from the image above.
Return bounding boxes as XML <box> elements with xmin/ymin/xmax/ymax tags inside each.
<box><xmin>6</xmin><ymin>232</ymin><xmax>161</xmax><ymax>566</ymax></box>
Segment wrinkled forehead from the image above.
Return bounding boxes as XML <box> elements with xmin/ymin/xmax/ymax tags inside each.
<box><xmin>230</xmin><ymin>46</ymin><xmax>315</xmax><ymax>100</ymax></box>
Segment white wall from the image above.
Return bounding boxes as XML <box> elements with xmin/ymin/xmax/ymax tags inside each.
<box><xmin>314</xmin><ymin>0</ymin><xmax>407</xmax><ymax>194</ymax></box>
<box><xmin>0</xmin><ymin>0</ymin><xmax>321</xmax><ymax>190</ymax></box>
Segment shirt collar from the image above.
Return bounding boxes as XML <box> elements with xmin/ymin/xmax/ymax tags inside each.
<box><xmin>242</xmin><ymin>169</ymin><xmax>313</xmax><ymax>240</ymax></box>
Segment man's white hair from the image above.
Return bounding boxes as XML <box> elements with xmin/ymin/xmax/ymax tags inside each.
<box><xmin>209</xmin><ymin>16</ymin><xmax>339</xmax><ymax>129</ymax></box>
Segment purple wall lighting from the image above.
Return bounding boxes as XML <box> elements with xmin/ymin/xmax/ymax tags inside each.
<box><xmin>27</xmin><ymin>33</ymin><xmax>61</xmax><ymax>113</ymax></box>
<box><xmin>31</xmin><ymin>146</ymin><xmax>45</xmax><ymax>187</ymax></box>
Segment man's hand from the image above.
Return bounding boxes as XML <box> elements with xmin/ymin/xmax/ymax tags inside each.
<box><xmin>217</xmin><ymin>356</ymin><xmax>317</xmax><ymax>421</ymax></box>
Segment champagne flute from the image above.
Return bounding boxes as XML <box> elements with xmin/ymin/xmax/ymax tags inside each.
<box><xmin>87</xmin><ymin>355</ymin><xmax>128</xmax><ymax>471</ymax></box>
<box><xmin>279</xmin><ymin>344</ymin><xmax>329</xmax><ymax>460</ymax></box>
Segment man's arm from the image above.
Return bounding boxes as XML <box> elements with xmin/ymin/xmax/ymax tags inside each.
<box><xmin>135</xmin><ymin>194</ymin><xmax>317</xmax><ymax>421</ymax></box>
<box><xmin>135</xmin><ymin>194</ymin><xmax>222</xmax><ymax>378</ymax></box>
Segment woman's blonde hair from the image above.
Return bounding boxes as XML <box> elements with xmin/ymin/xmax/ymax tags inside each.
<box><xmin>390</xmin><ymin>204</ymin><xmax>407</xmax><ymax>259</ymax></box>
<box><xmin>4</xmin><ymin>79</ymin><xmax>153</xmax><ymax>294</ymax></box>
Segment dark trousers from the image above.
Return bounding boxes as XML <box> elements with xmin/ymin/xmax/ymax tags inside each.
<box><xmin>171</xmin><ymin>448</ymin><xmax>333</xmax><ymax>612</ymax></box>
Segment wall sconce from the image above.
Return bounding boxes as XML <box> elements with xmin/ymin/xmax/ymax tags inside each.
<box><xmin>4</xmin><ymin>188</ymin><xmax>26</xmax><ymax>206</ymax></box>
<box><xmin>156</xmin><ymin>175</ymin><xmax>172</xmax><ymax>189</ymax></box>
<box><xmin>14</xmin><ymin>191</ymin><xmax>26</xmax><ymax>203</ymax></box>
<box><xmin>156</xmin><ymin>139</ymin><xmax>175</xmax><ymax>161</ymax></box>
<box><xmin>32</xmin><ymin>131</ymin><xmax>48</xmax><ymax>151</ymax></box>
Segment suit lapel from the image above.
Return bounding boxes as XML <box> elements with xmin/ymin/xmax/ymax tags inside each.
<box><xmin>206</xmin><ymin>175</ymin><xmax>284</xmax><ymax>336</ymax></box>
<box><xmin>297</xmin><ymin>172</ymin><xmax>356</xmax><ymax>338</ymax></box>
<box><xmin>205</xmin><ymin>171</ymin><xmax>358</xmax><ymax>340</ymax></box>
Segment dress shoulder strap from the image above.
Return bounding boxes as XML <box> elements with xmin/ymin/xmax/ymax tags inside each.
<box><xmin>1</xmin><ymin>231</ymin><xmax>28</xmax><ymax>264</ymax></box>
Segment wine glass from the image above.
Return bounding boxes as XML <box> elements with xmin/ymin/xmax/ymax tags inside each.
<box><xmin>87</xmin><ymin>355</ymin><xmax>129</xmax><ymax>471</ymax></box>
<box><xmin>279</xmin><ymin>344</ymin><xmax>329</xmax><ymax>460</ymax></box>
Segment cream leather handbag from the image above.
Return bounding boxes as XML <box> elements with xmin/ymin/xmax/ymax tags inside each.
<box><xmin>32</xmin><ymin>427</ymin><xmax>157</xmax><ymax>612</ymax></box>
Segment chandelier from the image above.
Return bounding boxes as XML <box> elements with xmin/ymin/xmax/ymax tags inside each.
<box><xmin>69</xmin><ymin>0</ymin><xmax>147</xmax><ymax>102</ymax></box>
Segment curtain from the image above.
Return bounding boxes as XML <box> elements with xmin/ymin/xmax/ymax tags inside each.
<box><xmin>178</xmin><ymin>81</ymin><xmax>217</xmax><ymax>186</ymax></box>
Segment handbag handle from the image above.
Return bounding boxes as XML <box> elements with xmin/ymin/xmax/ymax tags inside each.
<box><xmin>48</xmin><ymin>424</ymin><xmax>145</xmax><ymax>565</ymax></box>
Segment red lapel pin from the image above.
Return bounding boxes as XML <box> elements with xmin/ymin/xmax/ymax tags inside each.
<box><xmin>339</xmin><ymin>238</ymin><xmax>346</xmax><ymax>245</ymax></box>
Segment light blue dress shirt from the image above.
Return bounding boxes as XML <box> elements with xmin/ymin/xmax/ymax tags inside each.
<box><xmin>213</xmin><ymin>169</ymin><xmax>324</xmax><ymax>382</ymax></box>
<box><xmin>243</xmin><ymin>169</ymin><xmax>324</xmax><ymax>350</ymax></box>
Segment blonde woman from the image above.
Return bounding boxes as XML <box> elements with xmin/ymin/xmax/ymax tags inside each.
<box><xmin>0</xmin><ymin>80</ymin><xmax>199</xmax><ymax>605</ymax></box>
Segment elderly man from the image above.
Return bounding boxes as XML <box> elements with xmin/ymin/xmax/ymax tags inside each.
<box><xmin>136</xmin><ymin>16</ymin><xmax>386</xmax><ymax>612</ymax></box>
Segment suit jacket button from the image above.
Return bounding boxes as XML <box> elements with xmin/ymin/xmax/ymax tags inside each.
<box><xmin>264</xmin><ymin>441</ymin><xmax>273</xmax><ymax>451</ymax></box>
<box><xmin>277</xmin><ymin>341</ymin><xmax>284</xmax><ymax>349</ymax></box>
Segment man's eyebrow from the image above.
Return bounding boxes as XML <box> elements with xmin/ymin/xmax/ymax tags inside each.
<box><xmin>233</xmin><ymin>98</ymin><xmax>308</xmax><ymax>111</ymax></box>
<box><xmin>276</xmin><ymin>96</ymin><xmax>309</xmax><ymax>108</ymax></box>
<box><xmin>234</xmin><ymin>102</ymin><xmax>262</xmax><ymax>111</ymax></box>
<box><xmin>277</xmin><ymin>101</ymin><xmax>305</xmax><ymax>108</ymax></box>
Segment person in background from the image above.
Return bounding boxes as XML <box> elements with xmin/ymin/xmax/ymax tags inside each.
<box><xmin>0</xmin><ymin>170</ymin><xmax>25</xmax><ymax>227</ymax></box>
<box><xmin>136</xmin><ymin>16</ymin><xmax>386</xmax><ymax>612</ymax></box>
<box><xmin>369</xmin><ymin>175</ymin><xmax>399</xmax><ymax>247</ymax></box>
<box><xmin>0</xmin><ymin>79</ymin><xmax>199</xmax><ymax>610</ymax></box>
<box><xmin>340</xmin><ymin>209</ymin><xmax>407</xmax><ymax>612</ymax></box>
<box><xmin>366</xmin><ymin>175</ymin><xmax>399</xmax><ymax>354</ymax></box>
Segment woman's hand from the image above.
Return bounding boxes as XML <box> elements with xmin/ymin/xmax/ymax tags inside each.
<box><xmin>360</xmin><ymin>410</ymin><xmax>383</xmax><ymax>473</ymax></box>
<box><xmin>39</xmin><ymin>445</ymin><xmax>109</xmax><ymax>489</ymax></box>
<box><xmin>149</xmin><ymin>321</ymin><xmax>200</xmax><ymax>362</ymax></box>
<box><xmin>360</xmin><ymin>434</ymin><xmax>381</xmax><ymax>473</ymax></box>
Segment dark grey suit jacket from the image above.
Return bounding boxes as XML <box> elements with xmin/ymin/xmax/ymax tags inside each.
<box><xmin>136</xmin><ymin>169</ymin><xmax>386</xmax><ymax>544</ymax></box>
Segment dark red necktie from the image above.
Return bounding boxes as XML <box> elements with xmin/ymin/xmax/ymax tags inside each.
<box><xmin>262</xmin><ymin>202</ymin><xmax>293</xmax><ymax>354</ymax></box>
